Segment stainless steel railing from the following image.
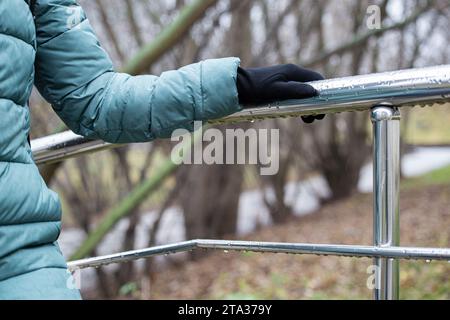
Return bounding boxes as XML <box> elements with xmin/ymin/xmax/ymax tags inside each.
<box><xmin>32</xmin><ymin>65</ymin><xmax>450</xmax><ymax>166</ymax></box>
<box><xmin>31</xmin><ymin>65</ymin><xmax>450</xmax><ymax>300</ymax></box>
<box><xmin>67</xmin><ymin>240</ymin><xmax>450</xmax><ymax>270</ymax></box>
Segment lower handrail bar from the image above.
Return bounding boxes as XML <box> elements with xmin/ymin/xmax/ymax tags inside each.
<box><xmin>67</xmin><ymin>239</ymin><xmax>450</xmax><ymax>271</ymax></box>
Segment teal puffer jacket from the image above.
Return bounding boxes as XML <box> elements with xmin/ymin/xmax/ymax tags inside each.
<box><xmin>0</xmin><ymin>0</ymin><xmax>241</xmax><ymax>299</ymax></box>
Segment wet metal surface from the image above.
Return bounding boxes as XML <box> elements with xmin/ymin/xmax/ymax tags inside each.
<box><xmin>67</xmin><ymin>239</ymin><xmax>450</xmax><ymax>271</ymax></box>
<box><xmin>32</xmin><ymin>65</ymin><xmax>450</xmax><ymax>165</ymax></box>
<box><xmin>29</xmin><ymin>65</ymin><xmax>450</xmax><ymax>281</ymax></box>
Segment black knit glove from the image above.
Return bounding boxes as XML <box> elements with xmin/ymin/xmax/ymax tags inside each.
<box><xmin>236</xmin><ymin>64</ymin><xmax>325</xmax><ymax>123</ymax></box>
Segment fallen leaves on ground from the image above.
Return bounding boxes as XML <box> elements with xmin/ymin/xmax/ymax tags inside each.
<box><xmin>145</xmin><ymin>185</ymin><xmax>449</xmax><ymax>300</ymax></box>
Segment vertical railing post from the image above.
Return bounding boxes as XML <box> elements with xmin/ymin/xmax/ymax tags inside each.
<box><xmin>371</xmin><ymin>105</ymin><xmax>401</xmax><ymax>300</ymax></box>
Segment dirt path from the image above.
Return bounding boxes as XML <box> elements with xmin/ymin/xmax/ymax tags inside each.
<box><xmin>147</xmin><ymin>185</ymin><xmax>450</xmax><ymax>299</ymax></box>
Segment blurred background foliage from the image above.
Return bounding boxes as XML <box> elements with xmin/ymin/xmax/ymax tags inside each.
<box><xmin>29</xmin><ymin>0</ymin><xmax>449</xmax><ymax>299</ymax></box>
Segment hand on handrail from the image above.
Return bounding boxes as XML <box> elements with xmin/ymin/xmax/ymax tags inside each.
<box><xmin>236</xmin><ymin>64</ymin><xmax>326</xmax><ymax>123</ymax></box>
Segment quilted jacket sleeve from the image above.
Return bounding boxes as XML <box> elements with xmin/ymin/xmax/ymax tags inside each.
<box><xmin>33</xmin><ymin>0</ymin><xmax>242</xmax><ymax>143</ymax></box>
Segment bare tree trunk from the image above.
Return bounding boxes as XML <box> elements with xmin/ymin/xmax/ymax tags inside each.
<box><xmin>178</xmin><ymin>125</ymin><xmax>248</xmax><ymax>260</ymax></box>
<box><xmin>260</xmin><ymin>120</ymin><xmax>296</xmax><ymax>224</ymax></box>
<box><xmin>178</xmin><ymin>1</ymin><xmax>253</xmax><ymax>260</ymax></box>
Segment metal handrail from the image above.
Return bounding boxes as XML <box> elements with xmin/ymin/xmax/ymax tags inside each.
<box><xmin>30</xmin><ymin>65</ymin><xmax>450</xmax><ymax>300</ymax></box>
<box><xmin>32</xmin><ymin>65</ymin><xmax>450</xmax><ymax>165</ymax></box>
<box><xmin>67</xmin><ymin>240</ymin><xmax>450</xmax><ymax>271</ymax></box>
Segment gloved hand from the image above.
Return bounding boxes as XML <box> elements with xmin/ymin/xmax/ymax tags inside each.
<box><xmin>236</xmin><ymin>64</ymin><xmax>325</xmax><ymax>123</ymax></box>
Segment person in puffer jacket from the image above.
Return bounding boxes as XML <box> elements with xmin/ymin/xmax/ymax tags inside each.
<box><xmin>0</xmin><ymin>0</ymin><xmax>324</xmax><ymax>299</ymax></box>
